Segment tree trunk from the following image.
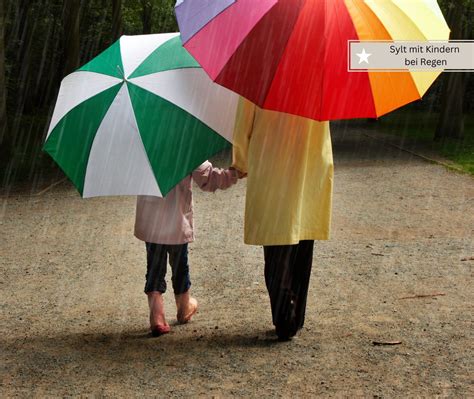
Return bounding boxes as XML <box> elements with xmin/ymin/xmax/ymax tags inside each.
<box><xmin>111</xmin><ymin>0</ymin><xmax>122</xmax><ymax>41</ymax></box>
<box><xmin>435</xmin><ymin>1</ymin><xmax>467</xmax><ymax>141</ymax></box>
<box><xmin>142</xmin><ymin>0</ymin><xmax>153</xmax><ymax>34</ymax></box>
<box><xmin>0</xmin><ymin>0</ymin><xmax>9</xmax><ymax>159</ymax></box>
<box><xmin>62</xmin><ymin>0</ymin><xmax>81</xmax><ymax>77</ymax></box>
<box><xmin>7</xmin><ymin>0</ymin><xmax>35</xmax><ymax>115</ymax></box>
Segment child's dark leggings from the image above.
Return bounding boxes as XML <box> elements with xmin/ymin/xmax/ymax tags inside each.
<box><xmin>144</xmin><ymin>243</ymin><xmax>191</xmax><ymax>295</ymax></box>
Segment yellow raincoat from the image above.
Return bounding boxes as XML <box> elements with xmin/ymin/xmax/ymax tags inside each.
<box><xmin>232</xmin><ymin>99</ymin><xmax>333</xmax><ymax>245</ymax></box>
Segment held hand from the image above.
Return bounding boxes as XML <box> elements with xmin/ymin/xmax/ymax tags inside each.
<box><xmin>229</xmin><ymin>166</ymin><xmax>247</xmax><ymax>179</ymax></box>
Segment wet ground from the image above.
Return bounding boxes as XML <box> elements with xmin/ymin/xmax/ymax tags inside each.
<box><xmin>1</xmin><ymin>126</ymin><xmax>473</xmax><ymax>397</ymax></box>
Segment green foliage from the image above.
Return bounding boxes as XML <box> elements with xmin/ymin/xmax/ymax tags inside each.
<box><xmin>4</xmin><ymin>0</ymin><xmax>179</xmax><ymax>105</ymax></box>
<box><xmin>154</xmin><ymin>0</ymin><xmax>178</xmax><ymax>33</ymax></box>
<box><xmin>377</xmin><ymin>110</ymin><xmax>474</xmax><ymax>174</ymax></box>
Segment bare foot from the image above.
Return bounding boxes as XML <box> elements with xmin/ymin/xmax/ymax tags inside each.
<box><xmin>147</xmin><ymin>292</ymin><xmax>170</xmax><ymax>335</ymax></box>
<box><xmin>175</xmin><ymin>291</ymin><xmax>198</xmax><ymax>324</ymax></box>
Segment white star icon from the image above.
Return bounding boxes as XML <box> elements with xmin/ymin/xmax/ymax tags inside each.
<box><xmin>356</xmin><ymin>48</ymin><xmax>372</xmax><ymax>64</ymax></box>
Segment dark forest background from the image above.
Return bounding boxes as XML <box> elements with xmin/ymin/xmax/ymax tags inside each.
<box><xmin>0</xmin><ymin>0</ymin><xmax>473</xmax><ymax>187</ymax></box>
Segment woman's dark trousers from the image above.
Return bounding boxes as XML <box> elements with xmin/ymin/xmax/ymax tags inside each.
<box><xmin>263</xmin><ymin>240</ymin><xmax>314</xmax><ymax>339</ymax></box>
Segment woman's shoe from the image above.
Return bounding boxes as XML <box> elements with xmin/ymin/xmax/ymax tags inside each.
<box><xmin>275</xmin><ymin>324</ymin><xmax>298</xmax><ymax>341</ymax></box>
<box><xmin>275</xmin><ymin>292</ymin><xmax>298</xmax><ymax>341</ymax></box>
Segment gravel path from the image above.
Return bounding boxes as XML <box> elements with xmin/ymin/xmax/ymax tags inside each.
<box><xmin>1</xmin><ymin>126</ymin><xmax>473</xmax><ymax>398</ymax></box>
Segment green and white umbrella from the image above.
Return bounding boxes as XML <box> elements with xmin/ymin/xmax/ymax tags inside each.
<box><xmin>44</xmin><ymin>33</ymin><xmax>240</xmax><ymax>197</ymax></box>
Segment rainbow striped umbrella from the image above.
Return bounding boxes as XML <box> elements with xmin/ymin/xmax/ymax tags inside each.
<box><xmin>44</xmin><ymin>33</ymin><xmax>239</xmax><ymax>198</ymax></box>
<box><xmin>176</xmin><ymin>0</ymin><xmax>450</xmax><ymax>121</ymax></box>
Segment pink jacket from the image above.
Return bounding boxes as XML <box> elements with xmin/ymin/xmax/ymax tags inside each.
<box><xmin>135</xmin><ymin>161</ymin><xmax>238</xmax><ymax>244</ymax></box>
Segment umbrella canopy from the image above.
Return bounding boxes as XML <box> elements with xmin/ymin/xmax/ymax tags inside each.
<box><xmin>176</xmin><ymin>0</ymin><xmax>450</xmax><ymax>121</ymax></box>
<box><xmin>44</xmin><ymin>33</ymin><xmax>240</xmax><ymax>198</ymax></box>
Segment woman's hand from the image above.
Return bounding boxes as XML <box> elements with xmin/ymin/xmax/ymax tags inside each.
<box><xmin>229</xmin><ymin>166</ymin><xmax>247</xmax><ymax>179</ymax></box>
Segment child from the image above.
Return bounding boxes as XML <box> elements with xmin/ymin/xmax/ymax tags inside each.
<box><xmin>135</xmin><ymin>161</ymin><xmax>240</xmax><ymax>336</ymax></box>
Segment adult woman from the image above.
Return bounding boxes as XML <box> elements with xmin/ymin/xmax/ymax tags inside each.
<box><xmin>232</xmin><ymin>99</ymin><xmax>333</xmax><ymax>340</ymax></box>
